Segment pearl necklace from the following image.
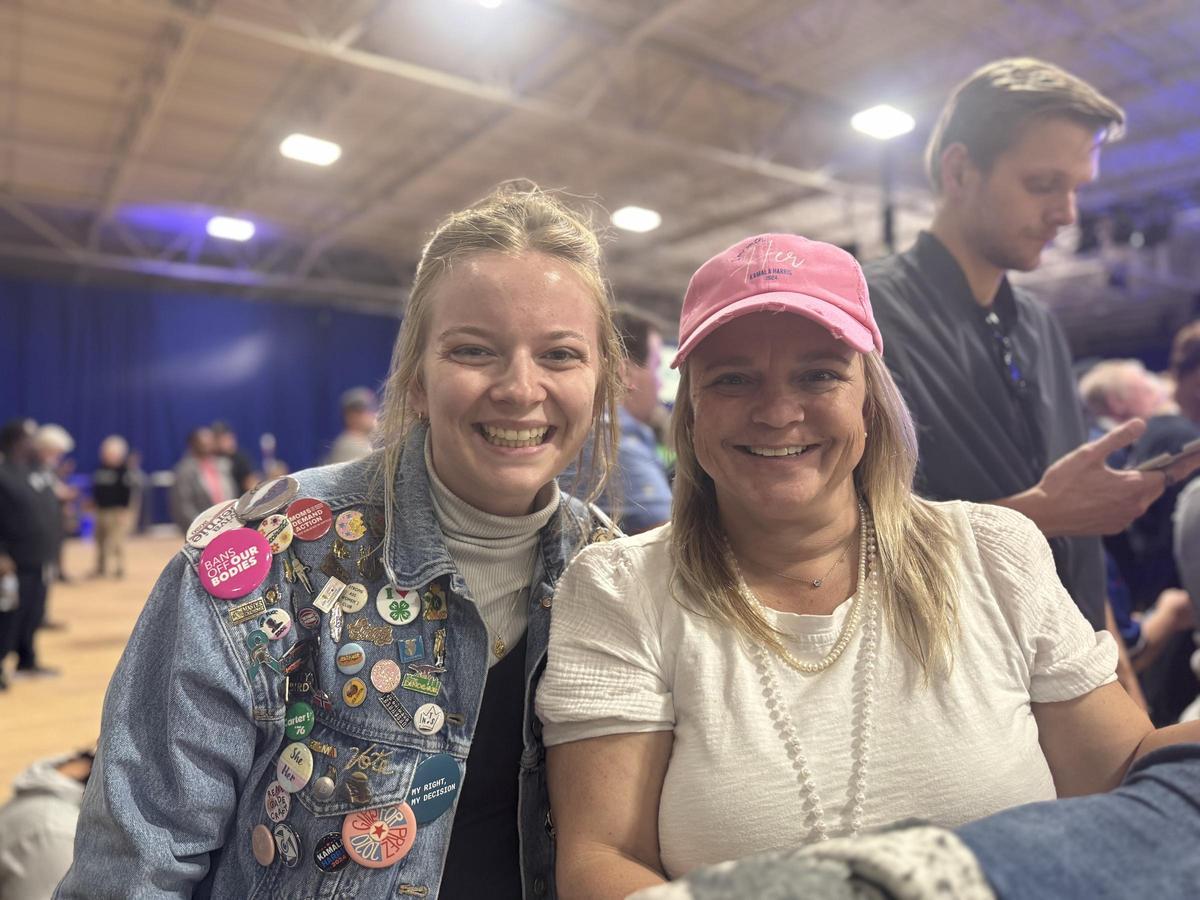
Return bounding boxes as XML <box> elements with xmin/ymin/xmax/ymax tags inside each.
<box><xmin>729</xmin><ymin>503</ymin><xmax>879</xmax><ymax>841</ymax></box>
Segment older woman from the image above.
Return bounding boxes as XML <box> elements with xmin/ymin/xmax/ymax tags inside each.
<box><xmin>58</xmin><ymin>185</ymin><xmax>623</xmax><ymax>900</ymax></box>
<box><xmin>537</xmin><ymin>234</ymin><xmax>1200</xmax><ymax>899</ymax></box>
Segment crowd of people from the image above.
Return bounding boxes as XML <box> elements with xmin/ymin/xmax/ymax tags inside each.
<box><xmin>2</xmin><ymin>54</ymin><xmax>1200</xmax><ymax>900</ymax></box>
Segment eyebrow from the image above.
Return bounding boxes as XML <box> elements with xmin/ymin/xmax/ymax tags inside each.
<box><xmin>437</xmin><ymin>326</ymin><xmax>591</xmax><ymax>343</ymax></box>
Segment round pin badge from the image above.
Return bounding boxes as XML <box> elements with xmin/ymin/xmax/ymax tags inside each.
<box><xmin>335</xmin><ymin>510</ymin><xmax>367</xmax><ymax>542</ymax></box>
<box><xmin>336</xmin><ymin>642</ymin><xmax>366</xmax><ymax>675</ymax></box>
<box><xmin>185</xmin><ymin>499</ymin><xmax>243</xmax><ymax>549</ymax></box>
<box><xmin>265</xmin><ymin>779</ymin><xmax>291</xmax><ymax>823</ymax></box>
<box><xmin>370</xmin><ymin>658</ymin><xmax>402</xmax><ymax>693</ymax></box>
<box><xmin>342</xmin><ymin>677</ymin><xmax>367</xmax><ymax>708</ymax></box>
<box><xmin>245</xmin><ymin>629</ymin><xmax>269</xmax><ymax>651</ymax></box>
<box><xmin>274</xmin><ymin>823</ymin><xmax>302</xmax><ymax>868</ymax></box>
<box><xmin>252</xmin><ymin>823</ymin><xmax>276</xmax><ymax>866</ymax></box>
<box><xmin>258</xmin><ymin>514</ymin><xmax>294</xmax><ymax>554</ymax></box>
<box><xmin>284</xmin><ymin>701</ymin><xmax>315</xmax><ymax>740</ymax></box>
<box><xmin>297</xmin><ymin>606</ymin><xmax>320</xmax><ymax>631</ymax></box>
<box><xmin>338</xmin><ymin>582</ymin><xmax>369</xmax><ymax>614</ymax></box>
<box><xmin>341</xmin><ymin>803</ymin><xmax>418</xmax><ymax>869</ymax></box>
<box><xmin>407</xmin><ymin>753</ymin><xmax>462</xmax><ymax>825</ymax></box>
<box><xmin>198</xmin><ymin>528</ymin><xmax>272</xmax><ymax>600</ymax></box>
<box><xmin>312</xmin><ymin>772</ymin><xmax>337</xmax><ymax>800</ymax></box>
<box><xmin>287</xmin><ymin>497</ymin><xmax>333</xmax><ymax>541</ymax></box>
<box><xmin>375</xmin><ymin>585</ymin><xmax>420</xmax><ymax>626</ymax></box>
<box><xmin>276</xmin><ymin>741</ymin><xmax>314</xmax><ymax>793</ymax></box>
<box><xmin>314</xmin><ymin>831</ymin><xmax>351</xmax><ymax>874</ymax></box>
<box><xmin>260</xmin><ymin>608</ymin><xmax>292</xmax><ymax>641</ymax></box>
<box><xmin>236</xmin><ymin>475</ymin><xmax>301</xmax><ymax>522</ymax></box>
<box><xmin>413</xmin><ymin>703</ymin><xmax>445</xmax><ymax>736</ymax></box>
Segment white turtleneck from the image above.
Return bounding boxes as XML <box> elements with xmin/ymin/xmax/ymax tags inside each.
<box><xmin>425</xmin><ymin>436</ymin><xmax>559</xmax><ymax>667</ymax></box>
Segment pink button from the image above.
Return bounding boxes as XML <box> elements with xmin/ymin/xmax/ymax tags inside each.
<box><xmin>198</xmin><ymin>528</ymin><xmax>273</xmax><ymax>600</ymax></box>
<box><xmin>341</xmin><ymin>803</ymin><xmax>417</xmax><ymax>869</ymax></box>
<box><xmin>287</xmin><ymin>498</ymin><xmax>333</xmax><ymax>541</ymax></box>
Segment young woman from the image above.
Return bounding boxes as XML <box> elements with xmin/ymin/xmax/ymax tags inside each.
<box><xmin>58</xmin><ymin>184</ymin><xmax>622</xmax><ymax>900</ymax></box>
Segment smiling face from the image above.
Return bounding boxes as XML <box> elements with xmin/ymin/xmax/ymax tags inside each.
<box><xmin>957</xmin><ymin>116</ymin><xmax>1100</xmax><ymax>272</ymax></box>
<box><xmin>411</xmin><ymin>251</ymin><xmax>601</xmax><ymax>516</ymax></box>
<box><xmin>688</xmin><ymin>311</ymin><xmax>867</xmax><ymax>532</ymax></box>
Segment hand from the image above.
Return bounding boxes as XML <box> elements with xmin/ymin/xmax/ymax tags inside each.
<box><xmin>1028</xmin><ymin>419</ymin><xmax>1168</xmax><ymax>537</ymax></box>
<box><xmin>0</xmin><ymin>554</ymin><xmax>15</xmax><ymax>576</ymax></box>
<box><xmin>1153</xmin><ymin>588</ymin><xmax>1195</xmax><ymax>633</ymax></box>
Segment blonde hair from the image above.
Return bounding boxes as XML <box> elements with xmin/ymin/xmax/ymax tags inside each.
<box><xmin>669</xmin><ymin>349</ymin><xmax>960</xmax><ymax>678</ymax></box>
<box><xmin>376</xmin><ymin>182</ymin><xmax>623</xmax><ymax>523</ymax></box>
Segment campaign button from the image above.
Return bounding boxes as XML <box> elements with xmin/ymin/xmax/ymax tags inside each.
<box><xmin>260</xmin><ymin>608</ymin><xmax>292</xmax><ymax>641</ymax></box>
<box><xmin>370</xmin><ymin>658</ymin><xmax>402</xmax><ymax>694</ymax></box>
<box><xmin>276</xmin><ymin>741</ymin><xmax>314</xmax><ymax>793</ymax></box>
<box><xmin>265</xmin><ymin>779</ymin><xmax>291</xmax><ymax>823</ymax></box>
<box><xmin>413</xmin><ymin>703</ymin><xmax>445</xmax><ymax>736</ymax></box>
<box><xmin>376</xmin><ymin>585</ymin><xmax>419</xmax><ymax>625</ymax></box>
<box><xmin>186</xmin><ymin>499</ymin><xmax>242</xmax><ymax>549</ymax></box>
<box><xmin>342</xmin><ymin>677</ymin><xmax>367</xmax><ymax>708</ymax></box>
<box><xmin>339</xmin><ymin>582</ymin><xmax>369</xmax><ymax>613</ymax></box>
<box><xmin>198</xmin><ymin>528</ymin><xmax>272</xmax><ymax>600</ymax></box>
<box><xmin>341</xmin><ymin>804</ymin><xmax>417</xmax><ymax>869</ymax></box>
<box><xmin>287</xmin><ymin>498</ymin><xmax>333</xmax><ymax>541</ymax></box>
<box><xmin>236</xmin><ymin>475</ymin><xmax>300</xmax><ymax>522</ymax></box>
<box><xmin>284</xmin><ymin>701</ymin><xmax>315</xmax><ymax>740</ymax></box>
<box><xmin>313</xmin><ymin>831</ymin><xmax>350</xmax><ymax>874</ymax></box>
<box><xmin>258</xmin><ymin>514</ymin><xmax>294</xmax><ymax>554</ymax></box>
<box><xmin>297</xmin><ymin>606</ymin><xmax>320</xmax><ymax>630</ymax></box>
<box><xmin>408</xmin><ymin>754</ymin><xmax>462</xmax><ymax>825</ymax></box>
<box><xmin>336</xmin><ymin>643</ymin><xmax>366</xmax><ymax>674</ymax></box>
<box><xmin>274</xmin><ymin>823</ymin><xmax>301</xmax><ymax>868</ymax></box>
<box><xmin>335</xmin><ymin>510</ymin><xmax>367</xmax><ymax>542</ymax></box>
<box><xmin>252</xmin><ymin>823</ymin><xmax>276</xmax><ymax>866</ymax></box>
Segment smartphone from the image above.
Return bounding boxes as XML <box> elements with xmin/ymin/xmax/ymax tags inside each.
<box><xmin>1134</xmin><ymin>436</ymin><xmax>1200</xmax><ymax>472</ymax></box>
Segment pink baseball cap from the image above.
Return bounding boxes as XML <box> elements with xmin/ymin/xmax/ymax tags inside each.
<box><xmin>671</xmin><ymin>234</ymin><xmax>883</xmax><ymax>367</ymax></box>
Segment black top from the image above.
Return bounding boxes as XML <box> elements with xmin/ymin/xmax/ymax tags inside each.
<box><xmin>440</xmin><ymin>631</ymin><xmax>528</xmax><ymax>900</ymax></box>
<box><xmin>92</xmin><ymin>463</ymin><xmax>137</xmax><ymax>509</ymax></box>
<box><xmin>864</xmin><ymin>232</ymin><xmax>1106</xmax><ymax>628</ymax></box>
<box><xmin>0</xmin><ymin>462</ymin><xmax>59</xmax><ymax>571</ymax></box>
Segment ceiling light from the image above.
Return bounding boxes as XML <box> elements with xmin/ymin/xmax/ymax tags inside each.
<box><xmin>850</xmin><ymin>104</ymin><xmax>915</xmax><ymax>141</ymax></box>
<box><xmin>206</xmin><ymin>216</ymin><xmax>256</xmax><ymax>242</ymax></box>
<box><xmin>612</xmin><ymin>206</ymin><xmax>662</xmax><ymax>233</ymax></box>
<box><xmin>279</xmin><ymin>133</ymin><xmax>343</xmax><ymax>166</ymax></box>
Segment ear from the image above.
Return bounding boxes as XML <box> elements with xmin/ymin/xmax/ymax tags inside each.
<box><xmin>939</xmin><ymin>142</ymin><xmax>975</xmax><ymax>201</ymax></box>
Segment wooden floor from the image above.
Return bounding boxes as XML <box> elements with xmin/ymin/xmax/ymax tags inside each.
<box><xmin>0</xmin><ymin>533</ymin><xmax>180</xmax><ymax>802</ymax></box>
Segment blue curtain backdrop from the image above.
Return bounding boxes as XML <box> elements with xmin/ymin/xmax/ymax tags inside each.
<box><xmin>0</xmin><ymin>275</ymin><xmax>400</xmax><ymax>481</ymax></box>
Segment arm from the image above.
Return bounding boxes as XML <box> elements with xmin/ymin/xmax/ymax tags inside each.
<box><xmin>1105</xmin><ymin>601</ymin><xmax>1148</xmax><ymax>709</ymax></box>
<box><xmin>1130</xmin><ymin>588</ymin><xmax>1194</xmax><ymax>674</ymax></box>
<box><xmin>996</xmin><ymin>419</ymin><xmax>1200</xmax><ymax>537</ymax></box>
<box><xmin>548</xmin><ymin>732</ymin><xmax>674</xmax><ymax>900</ymax></box>
<box><xmin>1034</xmin><ymin>681</ymin><xmax>1200</xmax><ymax>797</ymax></box>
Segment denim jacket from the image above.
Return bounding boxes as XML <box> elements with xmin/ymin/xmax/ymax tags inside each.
<box><xmin>57</xmin><ymin>423</ymin><xmax>609</xmax><ymax>899</ymax></box>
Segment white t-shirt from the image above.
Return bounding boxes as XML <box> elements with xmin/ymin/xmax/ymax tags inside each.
<box><xmin>536</xmin><ymin>501</ymin><xmax>1117</xmax><ymax>877</ymax></box>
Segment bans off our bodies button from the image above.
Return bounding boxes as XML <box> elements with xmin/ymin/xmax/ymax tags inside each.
<box><xmin>198</xmin><ymin>528</ymin><xmax>272</xmax><ymax>600</ymax></box>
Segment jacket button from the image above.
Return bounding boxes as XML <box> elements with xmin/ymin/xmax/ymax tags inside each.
<box><xmin>540</xmin><ymin>595</ymin><xmax>552</xmax><ymax>609</ymax></box>
<box><xmin>533</xmin><ymin>877</ymin><xmax>546</xmax><ymax>895</ymax></box>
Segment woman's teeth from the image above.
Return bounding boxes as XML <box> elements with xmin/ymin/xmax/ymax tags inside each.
<box><xmin>746</xmin><ymin>445</ymin><xmax>811</xmax><ymax>457</ymax></box>
<box><xmin>482</xmin><ymin>425</ymin><xmax>549</xmax><ymax>448</ymax></box>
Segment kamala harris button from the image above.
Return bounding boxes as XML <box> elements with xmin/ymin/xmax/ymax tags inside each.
<box><xmin>341</xmin><ymin>804</ymin><xmax>417</xmax><ymax>869</ymax></box>
<box><xmin>185</xmin><ymin>499</ymin><xmax>242</xmax><ymax>548</ymax></box>
<box><xmin>236</xmin><ymin>475</ymin><xmax>300</xmax><ymax>522</ymax></box>
<box><xmin>313</xmin><ymin>831</ymin><xmax>350</xmax><ymax>873</ymax></box>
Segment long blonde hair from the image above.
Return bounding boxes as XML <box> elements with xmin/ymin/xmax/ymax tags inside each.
<box><xmin>669</xmin><ymin>349</ymin><xmax>959</xmax><ymax>678</ymax></box>
<box><xmin>375</xmin><ymin>182</ymin><xmax>624</xmax><ymax>527</ymax></box>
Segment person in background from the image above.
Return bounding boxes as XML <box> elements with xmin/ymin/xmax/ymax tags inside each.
<box><xmin>1170</xmin><ymin>320</ymin><xmax>1200</xmax><ymax>426</ymax></box>
<box><xmin>168</xmin><ymin>427</ymin><xmax>235</xmax><ymax>533</ymax></box>
<box><xmin>211</xmin><ymin>421</ymin><xmax>256</xmax><ymax>493</ymax></box>
<box><xmin>91</xmin><ymin>436</ymin><xmax>140</xmax><ymax>580</ymax></box>
<box><xmin>32</xmin><ymin>425</ymin><xmax>76</xmax><ymax>587</ymax></box>
<box><xmin>325</xmin><ymin>386</ymin><xmax>378</xmax><ymax>464</ymax></box>
<box><xmin>0</xmin><ymin>420</ymin><xmax>60</xmax><ymax>686</ymax></box>
<box><xmin>0</xmin><ymin>747</ymin><xmax>94</xmax><ymax>900</ymax></box>
<box><xmin>861</xmin><ymin>58</ymin><xmax>1200</xmax><ymax>706</ymax></box>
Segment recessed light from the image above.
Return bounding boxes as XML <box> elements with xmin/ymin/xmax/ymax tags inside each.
<box><xmin>206</xmin><ymin>216</ymin><xmax>256</xmax><ymax>241</ymax></box>
<box><xmin>850</xmin><ymin>104</ymin><xmax>915</xmax><ymax>141</ymax></box>
<box><xmin>612</xmin><ymin>206</ymin><xmax>662</xmax><ymax>233</ymax></box>
<box><xmin>279</xmin><ymin>133</ymin><xmax>343</xmax><ymax>166</ymax></box>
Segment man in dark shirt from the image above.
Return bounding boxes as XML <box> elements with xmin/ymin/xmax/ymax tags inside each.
<box><xmin>864</xmin><ymin>59</ymin><xmax>1200</xmax><ymax>648</ymax></box>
